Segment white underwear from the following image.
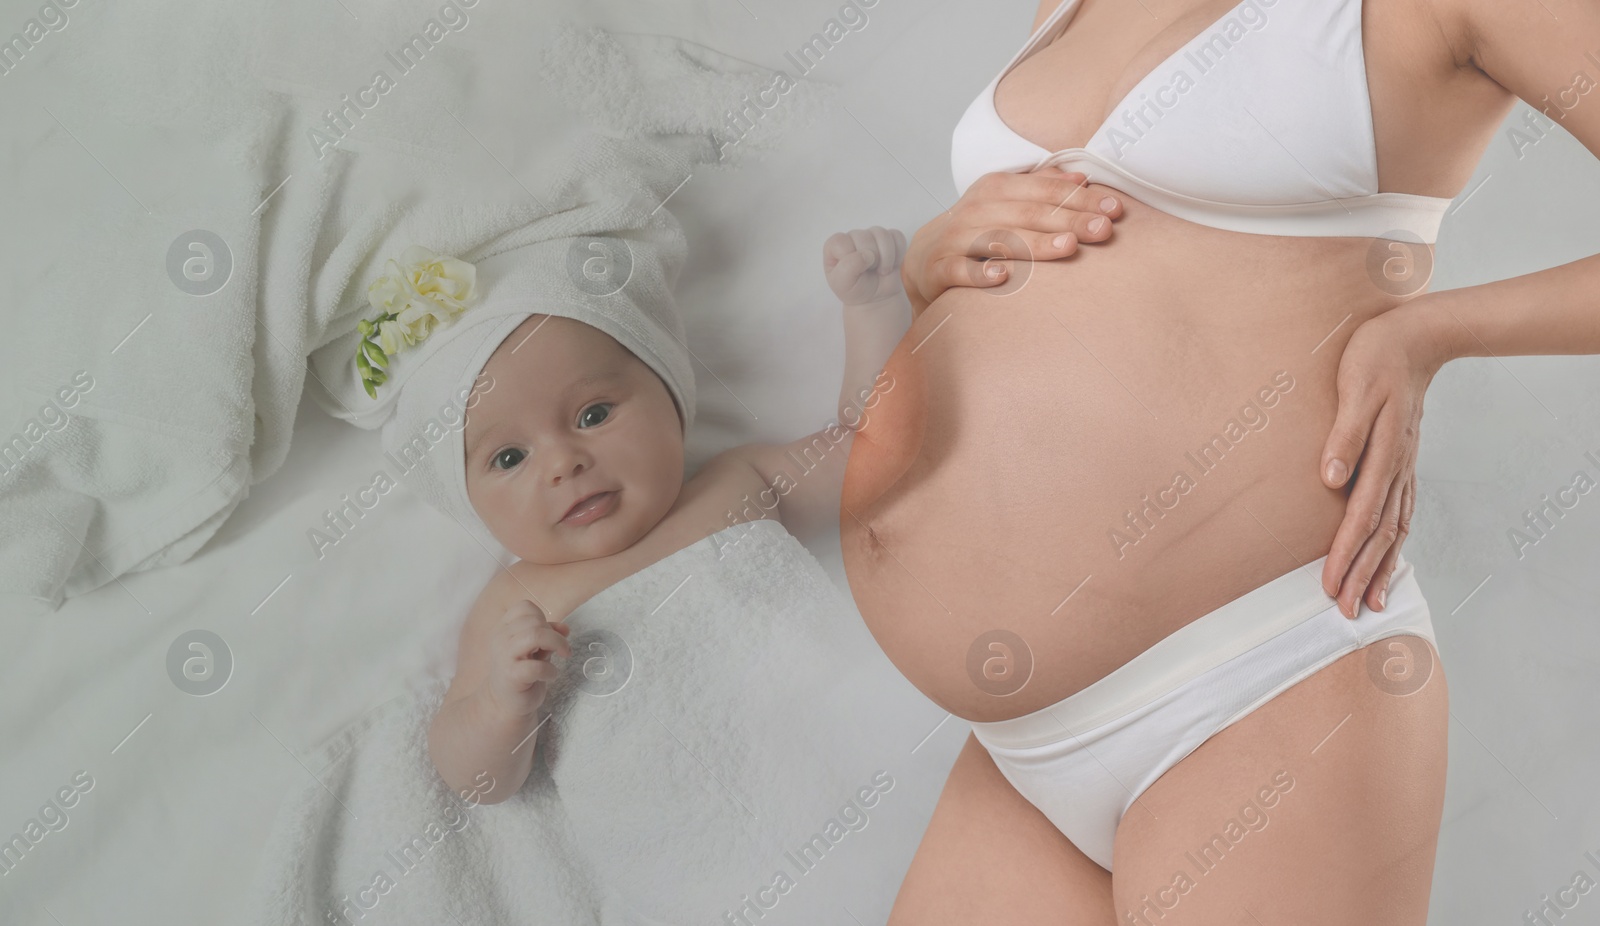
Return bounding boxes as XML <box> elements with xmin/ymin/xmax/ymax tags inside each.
<box><xmin>968</xmin><ymin>553</ymin><xmax>1438</xmax><ymax>872</ymax></box>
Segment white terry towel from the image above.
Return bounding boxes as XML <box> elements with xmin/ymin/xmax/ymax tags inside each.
<box><xmin>240</xmin><ymin>519</ymin><xmax>887</xmax><ymax>926</ymax></box>
<box><xmin>0</xmin><ymin>7</ymin><xmax>833</xmax><ymax>611</ymax></box>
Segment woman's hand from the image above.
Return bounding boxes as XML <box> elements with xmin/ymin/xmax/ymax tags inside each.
<box><xmin>1319</xmin><ymin>297</ymin><xmax>1453</xmax><ymax>618</ymax></box>
<box><xmin>901</xmin><ymin>166</ymin><xmax>1125</xmax><ymax>316</ymax></box>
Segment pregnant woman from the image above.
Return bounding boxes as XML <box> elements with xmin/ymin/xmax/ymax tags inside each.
<box><xmin>840</xmin><ymin>0</ymin><xmax>1600</xmax><ymax>921</ymax></box>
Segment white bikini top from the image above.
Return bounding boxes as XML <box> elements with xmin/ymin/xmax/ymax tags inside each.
<box><xmin>950</xmin><ymin>0</ymin><xmax>1453</xmax><ymax>242</ymax></box>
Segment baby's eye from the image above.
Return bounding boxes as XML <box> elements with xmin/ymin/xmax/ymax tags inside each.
<box><xmin>578</xmin><ymin>403</ymin><xmax>613</xmax><ymax>428</ymax></box>
<box><xmin>492</xmin><ymin>448</ymin><xmax>526</xmax><ymax>471</ymax></box>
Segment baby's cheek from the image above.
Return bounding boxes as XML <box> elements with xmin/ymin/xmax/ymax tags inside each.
<box><xmin>471</xmin><ymin>483</ymin><xmax>537</xmax><ymax>559</ymax></box>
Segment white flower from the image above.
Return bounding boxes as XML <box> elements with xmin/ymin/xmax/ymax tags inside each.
<box><xmin>365</xmin><ymin>245</ymin><xmax>478</xmax><ymax>344</ymax></box>
<box><xmin>357</xmin><ymin>245</ymin><xmax>479</xmax><ymax>398</ymax></box>
<box><xmin>376</xmin><ymin>319</ymin><xmax>412</xmax><ymax>356</ymax></box>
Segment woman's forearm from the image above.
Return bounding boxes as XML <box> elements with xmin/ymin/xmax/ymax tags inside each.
<box><xmin>1414</xmin><ymin>251</ymin><xmax>1600</xmax><ymax>366</ymax></box>
<box><xmin>427</xmin><ymin>687</ymin><xmax>541</xmax><ymax>805</ymax></box>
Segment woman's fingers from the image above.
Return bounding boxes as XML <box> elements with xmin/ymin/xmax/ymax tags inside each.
<box><xmin>1031</xmin><ymin>166</ymin><xmax>1122</xmax><ymax>220</ymax></box>
<box><xmin>978</xmin><ymin>166</ymin><xmax>1119</xmax><ymax>218</ymax></box>
<box><xmin>937</xmin><ymin>200</ymin><xmax>1104</xmax><ymax>277</ymax></box>
<box><xmin>967</xmin><ymin>257</ymin><xmax>1020</xmax><ymax>289</ymax></box>
<box><xmin>1021</xmin><ymin>202</ymin><xmax>1113</xmax><ymax>243</ymax></box>
<box><xmin>1362</xmin><ymin>472</ymin><xmax>1414</xmax><ymax>612</ymax></box>
<box><xmin>967</xmin><ymin>169</ymin><xmax>1121</xmax><ymax>239</ymax></box>
<box><xmin>957</xmin><ymin>196</ymin><xmax>1114</xmax><ymax>245</ymax></box>
<box><xmin>1318</xmin><ymin>374</ymin><xmax>1382</xmax><ymax>596</ymax></box>
<box><xmin>956</xmin><ymin>226</ymin><xmax>1081</xmax><ymax>263</ymax></box>
<box><xmin>936</xmin><ymin>224</ymin><xmax>1088</xmax><ymax>292</ymax></box>
<box><xmin>1321</xmin><ymin>395</ymin><xmax>1398</xmax><ymax>605</ymax></box>
<box><xmin>1008</xmin><ymin>166</ymin><xmax>1124</xmax><ymax>222</ymax></box>
<box><xmin>922</xmin><ymin>250</ymin><xmax>1012</xmax><ymax>294</ymax></box>
<box><xmin>1320</xmin><ymin>394</ymin><xmax>1371</xmax><ymax>490</ymax></box>
<box><xmin>1337</xmin><ymin>462</ymin><xmax>1408</xmax><ymax>618</ymax></box>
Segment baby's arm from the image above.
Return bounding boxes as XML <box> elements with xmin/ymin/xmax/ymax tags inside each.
<box><xmin>427</xmin><ymin>570</ymin><xmax>572</xmax><ymax>804</ymax></box>
<box><xmin>830</xmin><ymin>227</ymin><xmax>912</xmax><ymax>431</ymax></box>
<box><xmin>728</xmin><ymin>227</ymin><xmax>913</xmax><ymax>541</ymax></box>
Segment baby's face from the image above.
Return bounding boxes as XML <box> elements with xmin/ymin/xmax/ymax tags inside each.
<box><xmin>463</xmin><ymin>314</ymin><xmax>686</xmax><ymax>564</ymax></box>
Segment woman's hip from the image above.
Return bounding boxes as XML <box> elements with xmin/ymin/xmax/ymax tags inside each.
<box><xmin>966</xmin><ymin>552</ymin><xmax>1444</xmax><ymax>873</ymax></box>
<box><xmin>1108</xmin><ymin>592</ymin><xmax>1448</xmax><ymax>923</ymax></box>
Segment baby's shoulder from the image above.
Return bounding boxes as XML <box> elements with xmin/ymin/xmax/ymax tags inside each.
<box><xmin>646</xmin><ymin>446</ymin><xmax>791</xmax><ymax>543</ymax></box>
<box><xmin>686</xmin><ymin>445</ymin><xmax>788</xmax><ymax>509</ymax></box>
<box><xmin>709</xmin><ymin>431</ymin><xmax>848</xmax><ymax>503</ymax></box>
<box><xmin>683</xmin><ymin>445</ymin><xmax>761</xmax><ymax>494</ymax></box>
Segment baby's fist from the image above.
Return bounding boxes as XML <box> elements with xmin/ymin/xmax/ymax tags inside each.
<box><xmin>484</xmin><ymin>600</ymin><xmax>573</xmax><ymax>720</ymax></box>
<box><xmin>824</xmin><ymin>226</ymin><xmax>908</xmax><ymax>306</ymax></box>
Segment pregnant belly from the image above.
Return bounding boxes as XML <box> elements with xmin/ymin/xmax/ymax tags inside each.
<box><xmin>839</xmin><ymin>202</ymin><xmax>1425</xmax><ymax>722</ymax></box>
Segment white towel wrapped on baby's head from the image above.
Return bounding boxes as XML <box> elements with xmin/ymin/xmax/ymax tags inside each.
<box><xmin>305</xmin><ymin>131</ymin><xmax>712</xmax><ymax>550</ymax></box>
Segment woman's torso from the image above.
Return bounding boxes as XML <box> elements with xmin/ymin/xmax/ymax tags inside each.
<box><xmin>840</xmin><ymin>0</ymin><xmax>1513</xmax><ymax>722</ymax></box>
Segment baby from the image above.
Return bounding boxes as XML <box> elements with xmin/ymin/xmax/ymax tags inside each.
<box><xmin>426</xmin><ymin>226</ymin><xmax>912</xmax><ymax>801</ymax></box>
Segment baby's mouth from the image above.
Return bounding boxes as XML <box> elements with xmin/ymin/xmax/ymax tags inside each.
<box><xmin>560</xmin><ymin>489</ymin><xmax>619</xmax><ymax>526</ymax></box>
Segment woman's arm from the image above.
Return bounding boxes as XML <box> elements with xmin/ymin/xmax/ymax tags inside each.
<box><xmin>1318</xmin><ymin>0</ymin><xmax>1600</xmax><ymax>616</ymax></box>
<box><xmin>1414</xmin><ymin>253</ymin><xmax>1600</xmax><ymax>362</ymax></box>
<box><xmin>1318</xmin><ymin>249</ymin><xmax>1600</xmax><ymax>618</ymax></box>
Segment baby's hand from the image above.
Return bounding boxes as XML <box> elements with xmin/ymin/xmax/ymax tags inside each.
<box><xmin>483</xmin><ymin>600</ymin><xmax>573</xmax><ymax>720</ymax></box>
<box><xmin>824</xmin><ymin>226</ymin><xmax>908</xmax><ymax>306</ymax></box>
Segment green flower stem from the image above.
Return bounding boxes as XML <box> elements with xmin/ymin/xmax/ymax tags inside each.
<box><xmin>355</xmin><ymin>309</ymin><xmax>409</xmax><ymax>398</ymax></box>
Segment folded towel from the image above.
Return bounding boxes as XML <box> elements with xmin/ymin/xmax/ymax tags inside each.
<box><xmin>0</xmin><ymin>0</ymin><xmax>290</xmax><ymax>611</ymax></box>
<box><xmin>240</xmin><ymin>518</ymin><xmax>883</xmax><ymax>925</ymax></box>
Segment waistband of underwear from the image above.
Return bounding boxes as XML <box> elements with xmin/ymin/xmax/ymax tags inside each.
<box><xmin>969</xmin><ymin>553</ymin><xmax>1434</xmax><ymax>748</ymax></box>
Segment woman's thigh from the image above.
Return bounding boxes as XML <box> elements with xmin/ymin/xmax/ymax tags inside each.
<box><xmin>1113</xmin><ymin>636</ymin><xmax>1449</xmax><ymax>926</ymax></box>
<box><xmin>890</xmin><ymin>731</ymin><xmax>1114</xmax><ymax>925</ymax></box>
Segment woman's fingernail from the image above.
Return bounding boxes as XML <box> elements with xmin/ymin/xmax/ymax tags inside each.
<box><xmin>1100</xmin><ymin>197</ymin><xmax>1117</xmax><ymax>212</ymax></box>
<box><xmin>1376</xmin><ymin>586</ymin><xmax>1387</xmax><ymax>609</ymax></box>
<box><xmin>985</xmin><ymin>263</ymin><xmax>1005</xmax><ymax>279</ymax></box>
<box><xmin>1089</xmin><ymin>216</ymin><xmax>1108</xmax><ymax>234</ymax></box>
<box><xmin>1325</xmin><ymin>459</ymin><xmax>1348</xmax><ymax>484</ymax></box>
<box><xmin>1052</xmin><ymin>234</ymin><xmax>1070</xmax><ymax>249</ymax></box>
